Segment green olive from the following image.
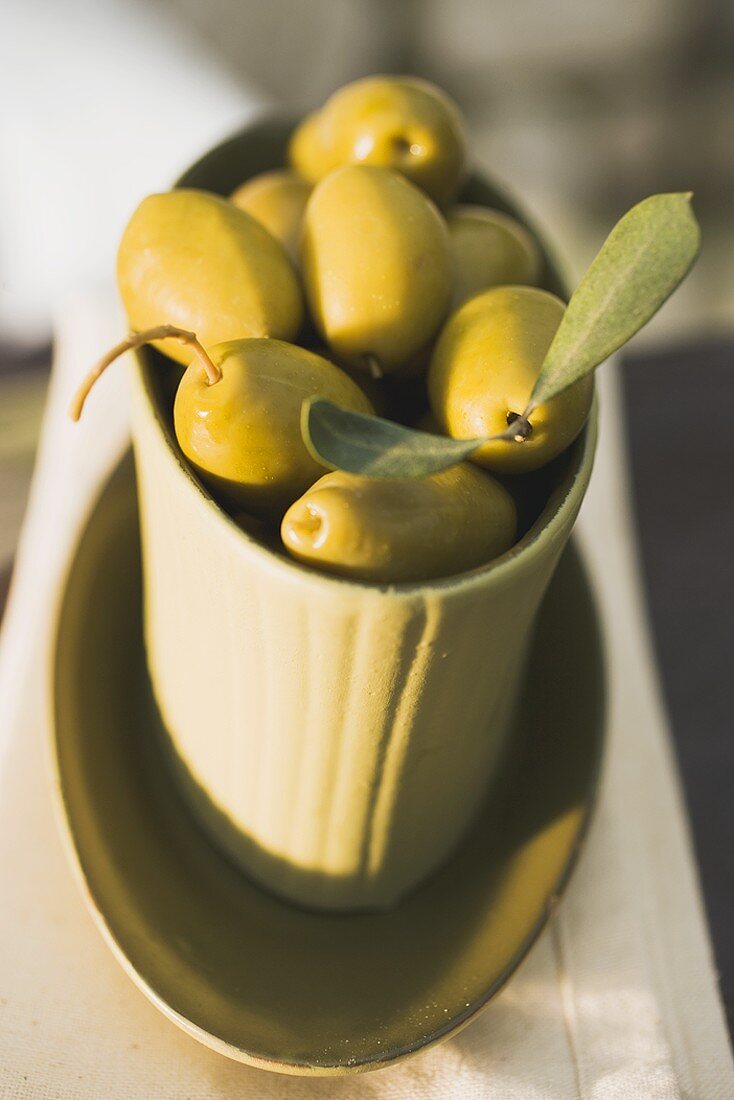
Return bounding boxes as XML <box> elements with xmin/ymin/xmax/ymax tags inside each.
<box><xmin>448</xmin><ymin>206</ymin><xmax>542</xmax><ymax>307</ymax></box>
<box><xmin>117</xmin><ymin>190</ymin><xmax>303</xmax><ymax>366</ymax></box>
<box><xmin>281</xmin><ymin>464</ymin><xmax>517</xmax><ymax>583</ymax></box>
<box><xmin>230</xmin><ymin>170</ymin><xmax>311</xmax><ymax>265</ymax></box>
<box><xmin>174</xmin><ymin>339</ymin><xmax>373</xmax><ymax>517</ymax></box>
<box><xmin>308</xmin><ymin>346</ymin><xmax>389</xmax><ymax>415</ymax></box>
<box><xmin>289</xmin><ymin>76</ymin><xmax>467</xmax><ymax>206</ymax></box>
<box><xmin>428</xmin><ymin>286</ymin><xmax>593</xmax><ymax>473</ymax></box>
<box><xmin>301</xmin><ymin>164</ymin><xmax>452</xmax><ymax>374</ymax></box>
<box><xmin>288</xmin><ymin>112</ymin><xmax>327</xmax><ymax>188</ymax></box>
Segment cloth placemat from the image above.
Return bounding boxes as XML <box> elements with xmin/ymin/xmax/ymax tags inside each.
<box><xmin>0</xmin><ymin>292</ymin><xmax>732</xmax><ymax>1098</ymax></box>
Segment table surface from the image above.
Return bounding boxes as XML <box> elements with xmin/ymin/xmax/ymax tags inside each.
<box><xmin>1</xmin><ymin>337</ymin><xmax>732</xmax><ymax>1037</ymax></box>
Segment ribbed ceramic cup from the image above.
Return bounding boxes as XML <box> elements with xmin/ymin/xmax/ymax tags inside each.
<box><xmin>129</xmin><ymin>119</ymin><xmax>597</xmax><ymax>912</ymax></box>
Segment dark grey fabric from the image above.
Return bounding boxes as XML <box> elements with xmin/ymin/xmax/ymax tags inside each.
<box><xmin>621</xmin><ymin>339</ymin><xmax>734</xmax><ymax>1035</ymax></box>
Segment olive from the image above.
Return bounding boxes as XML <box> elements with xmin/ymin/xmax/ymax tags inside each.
<box><xmin>301</xmin><ymin>164</ymin><xmax>452</xmax><ymax>375</ymax></box>
<box><xmin>448</xmin><ymin>206</ymin><xmax>541</xmax><ymax>307</ymax></box>
<box><xmin>289</xmin><ymin>75</ymin><xmax>467</xmax><ymax>205</ymax></box>
<box><xmin>70</xmin><ymin>327</ymin><xmax>373</xmax><ymax>519</ymax></box>
<box><xmin>428</xmin><ymin>286</ymin><xmax>593</xmax><ymax>473</ymax></box>
<box><xmin>288</xmin><ymin>112</ymin><xmax>327</xmax><ymax>188</ymax></box>
<box><xmin>308</xmin><ymin>346</ymin><xmax>389</xmax><ymax>415</ymax></box>
<box><xmin>231</xmin><ymin>169</ymin><xmax>311</xmax><ymax>265</ymax></box>
<box><xmin>117</xmin><ymin>189</ymin><xmax>303</xmax><ymax>366</ymax></box>
<box><xmin>281</xmin><ymin>464</ymin><xmax>517</xmax><ymax>583</ymax></box>
<box><xmin>174</xmin><ymin>338</ymin><xmax>373</xmax><ymax>516</ymax></box>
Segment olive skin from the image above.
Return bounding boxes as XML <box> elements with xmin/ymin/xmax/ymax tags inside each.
<box><xmin>281</xmin><ymin>464</ymin><xmax>517</xmax><ymax>584</ymax></box>
<box><xmin>428</xmin><ymin>286</ymin><xmax>593</xmax><ymax>474</ymax></box>
<box><xmin>289</xmin><ymin>75</ymin><xmax>467</xmax><ymax>206</ymax></box>
<box><xmin>174</xmin><ymin>339</ymin><xmax>373</xmax><ymax>517</ymax></box>
<box><xmin>448</xmin><ymin>206</ymin><xmax>542</xmax><ymax>307</ymax></box>
<box><xmin>288</xmin><ymin>112</ymin><xmax>326</xmax><ymax>187</ymax></box>
<box><xmin>230</xmin><ymin>170</ymin><xmax>311</xmax><ymax>265</ymax></box>
<box><xmin>117</xmin><ymin>190</ymin><xmax>303</xmax><ymax>366</ymax></box>
<box><xmin>301</xmin><ymin>165</ymin><xmax>452</xmax><ymax>374</ymax></box>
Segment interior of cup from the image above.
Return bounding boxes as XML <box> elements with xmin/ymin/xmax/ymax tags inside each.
<box><xmin>136</xmin><ymin>116</ymin><xmax>595</xmax><ymax>587</ymax></box>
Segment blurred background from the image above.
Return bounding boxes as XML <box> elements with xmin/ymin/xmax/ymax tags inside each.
<box><xmin>1</xmin><ymin>0</ymin><xmax>732</xmax><ymax>1019</ymax></box>
<box><xmin>2</xmin><ymin>0</ymin><xmax>733</xmax><ymax>355</ymax></box>
<box><xmin>2</xmin><ymin>0</ymin><xmax>732</xmax><ymax>531</ymax></box>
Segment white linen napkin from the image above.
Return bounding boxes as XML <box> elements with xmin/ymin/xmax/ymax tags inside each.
<box><xmin>0</xmin><ymin>291</ymin><xmax>732</xmax><ymax>1099</ymax></box>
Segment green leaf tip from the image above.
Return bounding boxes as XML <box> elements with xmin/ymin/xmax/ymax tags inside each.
<box><xmin>528</xmin><ymin>191</ymin><xmax>701</xmax><ymax>411</ymax></box>
<box><xmin>302</xmin><ymin>398</ymin><xmax>487</xmax><ymax>480</ymax></box>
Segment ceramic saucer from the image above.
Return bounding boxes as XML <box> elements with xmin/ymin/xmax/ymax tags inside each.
<box><xmin>50</xmin><ymin>452</ymin><xmax>605</xmax><ymax>1075</ymax></box>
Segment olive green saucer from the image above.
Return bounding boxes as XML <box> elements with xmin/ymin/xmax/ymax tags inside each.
<box><xmin>50</xmin><ymin>452</ymin><xmax>605</xmax><ymax>1076</ymax></box>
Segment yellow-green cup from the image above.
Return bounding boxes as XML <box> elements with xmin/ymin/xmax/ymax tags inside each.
<box><xmin>129</xmin><ymin>120</ymin><xmax>597</xmax><ymax>912</ymax></box>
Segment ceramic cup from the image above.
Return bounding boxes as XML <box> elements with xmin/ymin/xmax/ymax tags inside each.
<box><xmin>128</xmin><ymin>119</ymin><xmax>597</xmax><ymax>912</ymax></box>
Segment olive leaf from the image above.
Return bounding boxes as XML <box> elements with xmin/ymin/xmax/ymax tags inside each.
<box><xmin>527</xmin><ymin>192</ymin><xmax>701</xmax><ymax>411</ymax></box>
<box><xmin>302</xmin><ymin>399</ymin><xmax>489</xmax><ymax>479</ymax></box>
<box><xmin>302</xmin><ymin>192</ymin><xmax>700</xmax><ymax>480</ymax></box>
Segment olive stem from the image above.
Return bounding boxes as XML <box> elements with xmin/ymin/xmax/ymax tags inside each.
<box><xmin>364</xmin><ymin>354</ymin><xmax>384</xmax><ymax>380</ymax></box>
<box><xmin>503</xmin><ymin>410</ymin><xmax>534</xmax><ymax>444</ymax></box>
<box><xmin>68</xmin><ymin>324</ymin><xmax>222</xmax><ymax>422</ymax></box>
